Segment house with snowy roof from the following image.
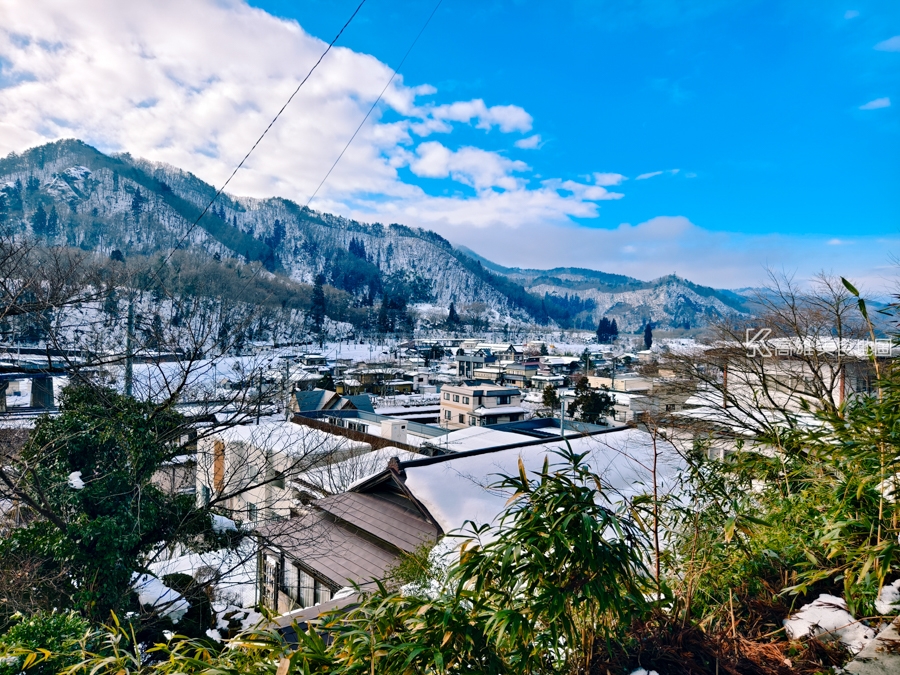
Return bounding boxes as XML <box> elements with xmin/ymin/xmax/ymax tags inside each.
<box><xmin>261</xmin><ymin>422</ymin><xmax>681</xmax><ymax>625</ymax></box>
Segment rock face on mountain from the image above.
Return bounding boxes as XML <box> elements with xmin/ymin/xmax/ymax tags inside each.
<box><xmin>0</xmin><ymin>140</ymin><xmax>748</xmax><ymax>329</ymax></box>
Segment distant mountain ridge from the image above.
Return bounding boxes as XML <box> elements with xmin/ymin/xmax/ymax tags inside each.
<box><xmin>0</xmin><ymin>139</ymin><xmax>749</xmax><ymax>331</ymax></box>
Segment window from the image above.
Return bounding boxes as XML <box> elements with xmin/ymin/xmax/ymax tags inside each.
<box><xmin>498</xmin><ymin>395</ymin><xmax>510</xmax><ymax>405</ymax></box>
<box><xmin>453</xmin><ymin>394</ymin><xmax>460</xmax><ymax>402</ymax></box>
<box><xmin>463</xmin><ymin>396</ymin><xmax>470</xmax><ymax>404</ymax></box>
<box><xmin>261</xmin><ymin>555</ymin><xmax>279</xmax><ymax>609</ymax></box>
<box><xmin>469</xmin><ymin>416</ymin><xmax>476</xmax><ymax>426</ymax></box>
<box><xmin>284</xmin><ymin>564</ymin><xmax>299</xmax><ymax>600</ymax></box>
<box><xmin>445</xmin><ymin>410</ymin><xmax>451</xmax><ymax>420</ymax></box>
<box><xmin>199</xmin><ymin>484</ymin><xmax>210</xmax><ymax>506</ymax></box>
<box><xmin>458</xmin><ymin>414</ymin><xmax>464</xmax><ymax>423</ymax></box>
<box><xmin>444</xmin><ymin>393</ymin><xmax>450</xmax><ymax>400</ymax></box>
<box><xmin>298</xmin><ymin>568</ymin><xmax>315</xmax><ymax>608</ymax></box>
<box><xmin>247</xmin><ymin>503</ymin><xmax>258</xmax><ymax>521</ymax></box>
<box><xmin>315</xmin><ymin>580</ymin><xmax>331</xmax><ymax>605</ymax></box>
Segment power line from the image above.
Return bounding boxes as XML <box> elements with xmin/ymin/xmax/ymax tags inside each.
<box><xmin>305</xmin><ymin>0</ymin><xmax>444</xmax><ymax>208</ymax></box>
<box><xmin>154</xmin><ymin>0</ymin><xmax>368</xmax><ymax>274</ymax></box>
<box><xmin>226</xmin><ymin>0</ymin><xmax>444</xmax><ymax>308</ymax></box>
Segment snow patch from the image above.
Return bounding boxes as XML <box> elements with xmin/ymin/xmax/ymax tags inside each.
<box><xmin>211</xmin><ymin>514</ymin><xmax>237</xmax><ymax>532</ymax></box>
<box><xmin>628</xmin><ymin>670</ymin><xmax>660</xmax><ymax>675</ymax></box>
<box><xmin>783</xmin><ymin>594</ymin><xmax>875</xmax><ymax>654</ymax></box>
<box><xmin>876</xmin><ymin>579</ymin><xmax>900</xmax><ymax>615</ymax></box>
<box><xmin>63</xmin><ymin>166</ymin><xmax>92</xmax><ymax>180</ymax></box>
<box><xmin>67</xmin><ymin>471</ymin><xmax>85</xmax><ymax>489</ymax></box>
<box><xmin>332</xmin><ymin>586</ymin><xmax>357</xmax><ymax>601</ymax></box>
<box><xmin>132</xmin><ymin>573</ymin><xmax>190</xmax><ymax>624</ymax></box>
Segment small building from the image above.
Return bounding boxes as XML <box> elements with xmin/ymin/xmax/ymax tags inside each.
<box><xmin>456</xmin><ymin>349</ymin><xmax>497</xmax><ymax>379</ymax></box>
<box><xmin>503</xmin><ymin>361</ymin><xmax>540</xmax><ymax>389</ymax></box>
<box><xmin>589</xmin><ymin>373</ymin><xmax>653</xmax><ymax>393</ymax></box>
<box><xmin>439</xmin><ymin>382</ymin><xmax>526</xmax><ymax>430</ymax></box>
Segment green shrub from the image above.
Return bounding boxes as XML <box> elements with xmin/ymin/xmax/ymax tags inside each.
<box><xmin>0</xmin><ymin>612</ymin><xmax>90</xmax><ymax>675</ymax></box>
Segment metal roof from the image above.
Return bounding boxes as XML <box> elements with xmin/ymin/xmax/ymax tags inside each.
<box><xmin>316</xmin><ymin>492</ymin><xmax>437</xmax><ymax>553</ymax></box>
<box><xmin>260</xmin><ymin>509</ymin><xmax>400</xmax><ymax>589</ymax></box>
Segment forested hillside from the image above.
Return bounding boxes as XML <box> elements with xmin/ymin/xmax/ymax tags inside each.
<box><xmin>0</xmin><ymin>140</ymin><xmax>748</xmax><ymax>332</ymax></box>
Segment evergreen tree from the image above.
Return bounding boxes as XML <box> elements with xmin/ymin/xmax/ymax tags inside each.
<box><xmin>130</xmin><ymin>188</ymin><xmax>146</xmax><ymax>222</ymax></box>
<box><xmin>568</xmin><ymin>377</ymin><xmax>615</xmax><ymax>424</ymax></box>
<box><xmin>0</xmin><ymin>385</ymin><xmax>226</xmax><ymax>624</ymax></box>
<box><xmin>447</xmin><ymin>301</ymin><xmax>461</xmax><ymax>328</ymax></box>
<box><xmin>643</xmin><ymin>322</ymin><xmax>653</xmax><ymax>351</ymax></box>
<box><xmin>542</xmin><ymin>384</ymin><xmax>559</xmax><ymax>409</ymax></box>
<box><xmin>310</xmin><ymin>274</ymin><xmax>327</xmax><ymax>336</ymax></box>
<box><xmin>540</xmin><ymin>342</ymin><xmax>549</xmax><ymax>356</ymax></box>
<box><xmin>30</xmin><ymin>204</ymin><xmax>47</xmax><ymax>236</ymax></box>
<box><xmin>46</xmin><ymin>205</ymin><xmax>59</xmax><ymax>238</ymax></box>
<box><xmin>596</xmin><ymin>317</ymin><xmax>619</xmax><ymax>343</ymax></box>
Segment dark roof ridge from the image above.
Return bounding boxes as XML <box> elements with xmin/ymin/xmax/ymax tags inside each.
<box><xmin>349</xmin><ymin>426</ymin><xmax>626</xmax><ymax>492</ymax></box>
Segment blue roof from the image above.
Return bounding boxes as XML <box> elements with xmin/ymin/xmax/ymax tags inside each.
<box><xmin>345</xmin><ymin>395</ymin><xmax>374</xmax><ymax>413</ymax></box>
<box><xmin>294</xmin><ymin>389</ymin><xmax>328</xmax><ymax>411</ymax></box>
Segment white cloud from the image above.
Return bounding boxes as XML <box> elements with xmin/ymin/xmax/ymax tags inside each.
<box><xmin>0</xmin><ymin>1</ymin><xmax>884</xmax><ymax>291</ymax></box>
<box><xmin>514</xmin><ymin>134</ymin><xmax>541</xmax><ymax>149</ymax></box>
<box><xmin>592</xmin><ymin>172</ymin><xmax>626</xmax><ymax>186</ymax></box>
<box><xmin>390</xmin><ymin>215</ymin><xmax>891</xmax><ymax>289</ymax></box>
<box><xmin>859</xmin><ymin>97</ymin><xmax>891</xmax><ymax>110</ymax></box>
<box><xmin>844</xmin><ymin>10</ymin><xmax>860</xmax><ymax>19</ymax></box>
<box><xmin>874</xmin><ymin>36</ymin><xmax>900</xmax><ymax>51</ymax></box>
<box><xmin>0</xmin><ymin>0</ymin><xmax>619</xmax><ymax>236</ymax></box>
<box><xmin>408</xmin><ymin>142</ymin><xmax>528</xmax><ymax>191</ymax></box>
<box><xmin>411</xmin><ymin>99</ymin><xmax>533</xmax><ymax>136</ymax></box>
<box><xmin>636</xmin><ymin>169</ymin><xmax>680</xmax><ymax>180</ymax></box>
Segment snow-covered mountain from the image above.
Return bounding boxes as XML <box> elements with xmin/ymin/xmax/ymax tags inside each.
<box><xmin>0</xmin><ymin>140</ymin><xmax>749</xmax><ymax>329</ymax></box>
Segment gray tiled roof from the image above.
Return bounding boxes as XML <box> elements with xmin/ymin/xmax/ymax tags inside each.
<box><xmin>316</xmin><ymin>492</ymin><xmax>437</xmax><ymax>553</ymax></box>
<box><xmin>260</xmin><ymin>510</ymin><xmax>399</xmax><ymax>588</ymax></box>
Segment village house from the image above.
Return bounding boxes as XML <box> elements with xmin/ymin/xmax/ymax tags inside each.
<box><xmin>439</xmin><ymin>382</ymin><xmax>526</xmax><ymax>429</ymax></box>
<box><xmin>195</xmin><ymin>419</ymin><xmax>372</xmax><ymax>523</ymax></box>
<box><xmin>502</xmin><ymin>359</ymin><xmax>540</xmax><ymax>389</ymax></box>
<box><xmin>455</xmin><ymin>348</ymin><xmax>498</xmax><ymax>379</ymax></box>
<box><xmin>263</xmin><ymin>424</ymin><xmax>672</xmax><ymax>623</ymax></box>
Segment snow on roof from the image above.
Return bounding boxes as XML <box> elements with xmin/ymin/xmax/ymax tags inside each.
<box><xmin>298</xmin><ymin>447</ymin><xmax>422</xmax><ymax>495</ymax></box>
<box><xmin>216</xmin><ymin>420</ymin><xmax>370</xmax><ymax>457</ymax></box>
<box><xmin>374</xmin><ymin>405</ymin><xmax>441</xmax><ymax>416</ymax></box>
<box><xmin>428</xmin><ymin>426</ymin><xmax>530</xmax><ymax>453</ymax></box>
<box><xmin>472</xmin><ymin>405</ymin><xmax>527</xmax><ymax>416</ymax></box>
<box><xmin>402</xmin><ymin>428</ymin><xmax>682</xmax><ymax>534</ymax></box>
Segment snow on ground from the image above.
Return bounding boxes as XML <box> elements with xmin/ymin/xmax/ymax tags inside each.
<box><xmin>210</xmin><ymin>604</ymin><xmax>263</xmax><ymax>638</ymax></box>
<box><xmin>149</xmin><ymin>540</ymin><xmax>257</xmax><ymax>608</ymax></box>
<box><xmin>783</xmin><ymin>594</ymin><xmax>875</xmax><ymax>654</ymax></box>
<box><xmin>876</xmin><ymin>579</ymin><xmax>900</xmax><ymax>615</ymax></box>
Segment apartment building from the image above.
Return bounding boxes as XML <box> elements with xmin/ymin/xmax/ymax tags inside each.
<box><xmin>439</xmin><ymin>382</ymin><xmax>526</xmax><ymax>430</ymax></box>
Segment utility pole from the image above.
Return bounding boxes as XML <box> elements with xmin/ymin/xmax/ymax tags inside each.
<box><xmin>257</xmin><ymin>371</ymin><xmax>263</xmax><ymax>425</ymax></box>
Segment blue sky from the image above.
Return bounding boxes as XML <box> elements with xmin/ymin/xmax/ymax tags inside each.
<box><xmin>1</xmin><ymin>0</ymin><xmax>897</xmax><ymax>288</ymax></box>
<box><xmin>253</xmin><ymin>0</ymin><xmax>898</xmax><ymax>240</ymax></box>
